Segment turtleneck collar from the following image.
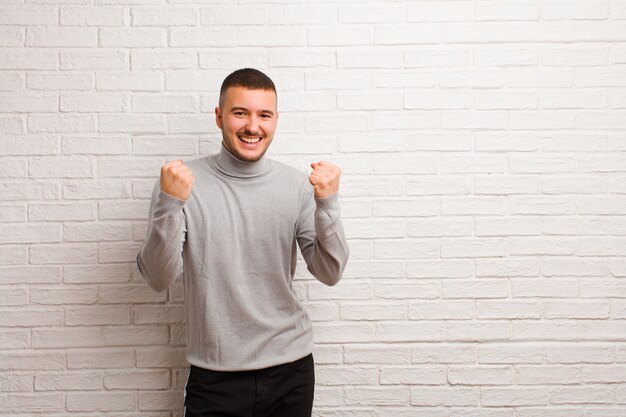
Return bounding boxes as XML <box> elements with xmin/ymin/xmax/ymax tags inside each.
<box><xmin>214</xmin><ymin>142</ymin><xmax>272</xmax><ymax>179</ymax></box>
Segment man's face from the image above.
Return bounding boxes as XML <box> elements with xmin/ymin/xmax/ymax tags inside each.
<box><xmin>215</xmin><ymin>86</ymin><xmax>278</xmax><ymax>163</ymax></box>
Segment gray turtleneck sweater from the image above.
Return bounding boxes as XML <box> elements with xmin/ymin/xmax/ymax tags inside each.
<box><xmin>136</xmin><ymin>144</ymin><xmax>349</xmax><ymax>371</ymax></box>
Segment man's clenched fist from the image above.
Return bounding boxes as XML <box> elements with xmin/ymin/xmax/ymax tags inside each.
<box><xmin>160</xmin><ymin>160</ymin><xmax>195</xmax><ymax>201</ymax></box>
<box><xmin>309</xmin><ymin>160</ymin><xmax>341</xmax><ymax>199</ymax></box>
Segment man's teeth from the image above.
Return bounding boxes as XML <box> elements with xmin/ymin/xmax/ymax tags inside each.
<box><xmin>239</xmin><ymin>136</ymin><xmax>262</xmax><ymax>143</ymax></box>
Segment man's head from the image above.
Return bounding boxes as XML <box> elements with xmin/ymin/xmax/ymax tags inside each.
<box><xmin>215</xmin><ymin>68</ymin><xmax>278</xmax><ymax>163</ymax></box>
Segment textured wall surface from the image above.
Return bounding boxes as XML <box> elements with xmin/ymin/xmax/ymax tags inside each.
<box><xmin>2</xmin><ymin>1</ymin><xmax>626</xmax><ymax>416</ymax></box>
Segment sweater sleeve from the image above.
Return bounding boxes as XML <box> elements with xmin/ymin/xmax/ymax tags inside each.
<box><xmin>296</xmin><ymin>182</ymin><xmax>350</xmax><ymax>286</ymax></box>
<box><xmin>136</xmin><ymin>180</ymin><xmax>187</xmax><ymax>292</ymax></box>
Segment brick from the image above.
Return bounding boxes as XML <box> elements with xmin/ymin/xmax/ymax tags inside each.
<box><xmin>337</xmin><ymin>47</ymin><xmax>404</xmax><ymax>69</ymax></box>
<box><xmin>28</xmin><ymin>73</ymin><xmax>93</xmax><ymax>91</ymax></box>
<box><xmin>105</xmin><ymin>369</ymin><xmax>170</xmax><ymax>389</ymax></box>
<box><xmin>309</xmin><ymin>26</ymin><xmax>371</xmax><ymax>47</ymax></box>
<box><xmin>60</xmin><ymin>93</ymin><xmax>127</xmax><ymax>113</ymax></box>
<box><xmin>441</xmin><ymin>197</ymin><xmax>506</xmax><ymax>216</ymax></box>
<box><xmin>374</xmin><ymin>239</ymin><xmax>439</xmax><ymax>259</ymax></box>
<box><xmin>409</xmin><ymin>2</ymin><xmax>472</xmax><ymax>21</ymax></box>
<box><xmin>375</xmin><ymin>24</ymin><xmax>443</xmax><ymax>45</ymax></box>
<box><xmin>26</xmin><ymin>28</ymin><xmax>98</xmax><ymax>47</ymax></box>
<box><xmin>99</xmin><ymin>284</ymin><xmax>166</xmax><ymax>303</ymax></box>
<box><xmin>67</xmin><ymin>348</ymin><xmax>134</xmax><ymax>369</ymax></box>
<box><xmin>510</xmin><ymin>22</ymin><xmax>576</xmax><ymax>42</ymax></box>
<box><xmin>0</xmin><ymin>116</ymin><xmax>24</xmax><ymax>134</ymax></box>
<box><xmin>0</xmin><ymin>393</ymin><xmax>64</xmax><ymax>412</ymax></box>
<box><xmin>0</xmin><ymin>49</ymin><xmax>58</xmax><ymax>70</ymax></box>
<box><xmin>442</xmin><ymin>111</ymin><xmax>507</xmax><ymax>129</ymax></box>
<box><xmin>66</xmin><ymin>305</ymin><xmax>130</xmax><ymax>325</ymax></box>
<box><xmin>132</xmin><ymin>7</ymin><xmax>198</xmax><ymax>25</ymax></box>
<box><xmin>445</xmin><ymin>23</ymin><xmax>508</xmax><ymax>43</ymax></box>
<box><xmin>66</xmin><ymin>392</ymin><xmax>135</xmax><ymax>412</ymax></box>
<box><xmin>33</xmin><ymin>327</ymin><xmax>104</xmax><ymax>348</ymax></box>
<box><xmin>104</xmin><ymin>325</ymin><xmax>169</xmax><ymax>346</ymax></box>
<box><xmin>482</xmin><ymin>387</ymin><xmax>548</xmax><ymax>406</ymax></box>
<box><xmin>476</xmin><ymin>257</ymin><xmax>540</xmax><ymax>278</ymax></box>
<box><xmin>35</xmin><ymin>371</ymin><xmax>103</xmax><ymax>391</ymax></box>
<box><xmin>0</xmin><ymin>287</ymin><xmax>29</xmax><ymax>306</ymax></box>
<box><xmin>409</xmin><ymin>301</ymin><xmax>473</xmax><ymax>320</ymax></box>
<box><xmin>100</xmin><ymin>28</ymin><xmax>166</xmax><ymax>47</ymax></box>
<box><xmin>413</xmin><ymin>343</ymin><xmax>477</xmax><ymax>364</ymax></box>
<box><xmin>0</xmin><ymin>223</ymin><xmax>60</xmax><ymax>244</ymax></box>
<box><xmin>407</xmin><ymin>259</ymin><xmax>473</xmax><ymax>279</ymax></box>
<box><xmin>29</xmin><ymin>157</ymin><xmax>93</xmax><ymax>179</ymax></box>
<box><xmin>60</xmin><ymin>6</ymin><xmax>125</xmax><ymax>25</ymax></box>
<box><xmin>442</xmin><ymin>279</ymin><xmax>509</xmax><ymax>298</ymax></box>
<box><xmin>407</xmin><ymin>176</ymin><xmax>471</xmax><ymax>195</ymax></box>
<box><xmin>543</xmin><ymin>47</ymin><xmax>608</xmax><ymax>66</ymax></box>
<box><xmin>28</xmin><ymin>114</ymin><xmax>95</xmax><ymax>133</ymax></box>
<box><xmin>405</xmin><ymin>46</ymin><xmax>471</xmax><ymax>67</ymax></box>
<box><xmin>540</xmin><ymin>134</ymin><xmax>608</xmax><ymax>152</ymax></box>
<box><xmin>0</xmin><ymin>308</ymin><xmax>64</xmax><ymax>326</ymax></box>
<box><xmin>0</xmin><ymin>94</ymin><xmax>57</xmax><ymax>112</ymax></box>
<box><xmin>448</xmin><ymin>366</ymin><xmax>514</xmax><ymax>385</ymax></box>
<box><xmin>131</xmin><ymin>94</ymin><xmax>198</xmax><ymax>113</ymax></box>
<box><xmin>341</xmin><ymin>302</ymin><xmax>405</xmax><ymax>321</ymax></box>
<box><xmin>96</xmin><ymin>71</ymin><xmax>162</xmax><ymax>91</ymax></box>
<box><xmin>0</xmin><ymin>27</ymin><xmax>23</xmax><ymax>47</ymax></box>
<box><xmin>98</xmin><ymin>200</ymin><xmax>150</xmax><ymax>220</ymax></box>
<box><xmin>29</xmin><ymin>203</ymin><xmax>96</xmax><ymax>222</ymax></box>
<box><xmin>269</xmin><ymin>5</ymin><xmax>335</xmax><ymax>24</ymax></box>
<box><xmin>0</xmin><ymin>246</ymin><xmax>27</xmax><ymax>265</ymax></box>
<box><xmin>0</xmin><ymin>372</ymin><xmax>33</xmax><ymax>391</ymax></box>
<box><xmin>200</xmin><ymin>6</ymin><xmax>267</xmax><ymax>24</ymax></box>
<box><xmin>170</xmin><ymin>28</ymin><xmax>236</xmax><ymax>47</ymax></box>
<box><xmin>61</xmin><ymin>49</ymin><xmax>127</xmax><ymax>70</ymax></box>
<box><xmin>543</xmin><ymin>1</ymin><xmax>608</xmax><ymax>19</ymax></box>
<box><xmin>99</xmin><ymin>114</ymin><xmax>166</xmax><ymax>133</ymax></box>
<box><xmin>31</xmin><ymin>286</ymin><xmax>97</xmax><ymax>305</ymax></box>
<box><xmin>317</xmin><ymin>365</ymin><xmax>378</xmax><ymax>386</ymax></box>
<box><xmin>63</xmin><ymin>264</ymin><xmax>130</xmax><ymax>284</ymax></box>
<box><xmin>1</xmin><ymin>266</ymin><xmax>61</xmax><ymax>284</ymax></box>
<box><xmin>0</xmin><ymin>181</ymin><xmax>59</xmax><ymax>202</ymax></box>
<box><xmin>62</xmin><ymin>136</ymin><xmax>130</xmax><ymax>155</ymax></box>
<box><xmin>410</xmin><ymin>387</ymin><xmax>477</xmax><ymax>406</ymax></box>
<box><xmin>475</xmin><ymin>301</ymin><xmax>542</xmax><ymax>319</ymax></box>
<box><xmin>0</xmin><ymin>72</ymin><xmax>24</xmax><ymax>91</ymax></box>
<box><xmin>0</xmin><ymin>7</ymin><xmax>57</xmax><ymax>25</ymax></box>
<box><xmin>510</xmin><ymin>237</ymin><xmax>574</xmax><ymax>255</ymax></box>
<box><xmin>375</xmin><ymin>322</ymin><xmax>445</xmax><ymax>342</ymax></box>
<box><xmin>132</xmin><ymin>136</ymin><xmax>197</xmax><ymax>155</ymax></box>
<box><xmin>341</xmin><ymin>5</ymin><xmax>404</xmax><ymax>23</ymax></box>
<box><xmin>0</xmin><ymin>159</ymin><xmax>27</xmax><ymax>178</ymax></box>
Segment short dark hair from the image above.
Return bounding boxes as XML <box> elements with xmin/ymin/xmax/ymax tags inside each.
<box><xmin>219</xmin><ymin>68</ymin><xmax>276</xmax><ymax>109</ymax></box>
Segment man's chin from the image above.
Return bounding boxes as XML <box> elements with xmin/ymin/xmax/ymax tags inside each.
<box><xmin>224</xmin><ymin>140</ymin><xmax>270</xmax><ymax>163</ymax></box>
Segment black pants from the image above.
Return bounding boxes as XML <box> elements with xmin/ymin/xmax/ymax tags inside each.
<box><xmin>184</xmin><ymin>353</ymin><xmax>315</xmax><ymax>417</ymax></box>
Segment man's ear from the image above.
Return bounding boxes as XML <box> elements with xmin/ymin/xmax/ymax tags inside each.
<box><xmin>215</xmin><ymin>106</ymin><xmax>223</xmax><ymax>129</ymax></box>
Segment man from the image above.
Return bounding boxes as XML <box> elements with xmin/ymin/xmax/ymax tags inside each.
<box><xmin>136</xmin><ymin>68</ymin><xmax>350</xmax><ymax>417</ymax></box>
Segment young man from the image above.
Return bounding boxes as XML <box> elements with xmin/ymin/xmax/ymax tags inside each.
<box><xmin>136</xmin><ymin>68</ymin><xmax>350</xmax><ymax>417</ymax></box>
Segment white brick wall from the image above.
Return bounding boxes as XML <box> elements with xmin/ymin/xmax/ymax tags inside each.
<box><xmin>1</xmin><ymin>1</ymin><xmax>626</xmax><ymax>415</ymax></box>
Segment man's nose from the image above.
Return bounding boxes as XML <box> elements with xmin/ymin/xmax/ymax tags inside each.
<box><xmin>245</xmin><ymin>115</ymin><xmax>260</xmax><ymax>133</ymax></box>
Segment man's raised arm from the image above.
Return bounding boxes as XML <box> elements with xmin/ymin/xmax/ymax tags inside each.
<box><xmin>136</xmin><ymin>160</ymin><xmax>195</xmax><ymax>292</ymax></box>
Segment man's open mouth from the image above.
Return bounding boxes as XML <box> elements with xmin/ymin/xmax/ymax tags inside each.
<box><xmin>238</xmin><ymin>135</ymin><xmax>263</xmax><ymax>144</ymax></box>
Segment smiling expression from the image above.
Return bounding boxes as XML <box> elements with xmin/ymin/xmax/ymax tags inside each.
<box><xmin>215</xmin><ymin>86</ymin><xmax>279</xmax><ymax>163</ymax></box>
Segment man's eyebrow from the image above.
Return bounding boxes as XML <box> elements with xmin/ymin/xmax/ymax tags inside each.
<box><xmin>229</xmin><ymin>106</ymin><xmax>275</xmax><ymax>115</ymax></box>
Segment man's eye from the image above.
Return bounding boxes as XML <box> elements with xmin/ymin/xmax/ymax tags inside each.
<box><xmin>234</xmin><ymin>112</ymin><xmax>245</xmax><ymax>116</ymax></box>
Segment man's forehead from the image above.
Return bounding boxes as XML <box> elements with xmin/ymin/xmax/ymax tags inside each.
<box><xmin>222</xmin><ymin>86</ymin><xmax>277</xmax><ymax>110</ymax></box>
